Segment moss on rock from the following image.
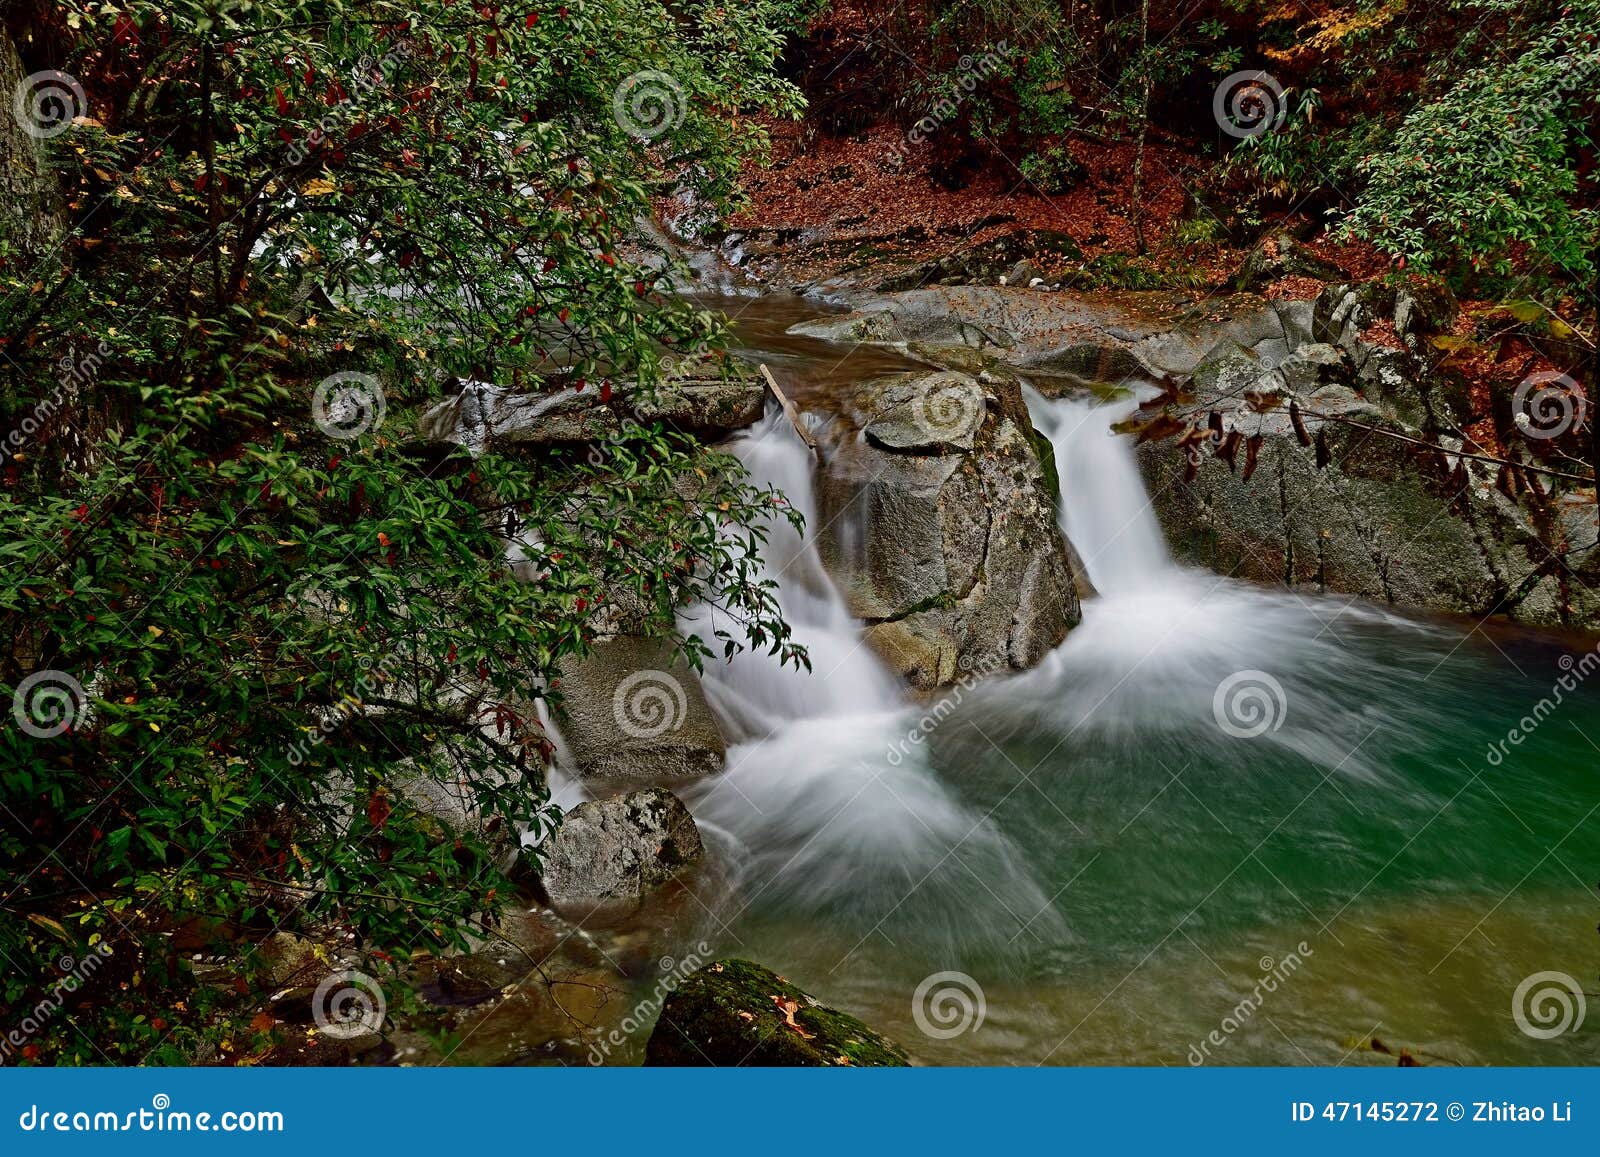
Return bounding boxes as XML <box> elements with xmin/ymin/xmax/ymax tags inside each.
<box><xmin>644</xmin><ymin>958</ymin><xmax>910</xmax><ymax>1067</ymax></box>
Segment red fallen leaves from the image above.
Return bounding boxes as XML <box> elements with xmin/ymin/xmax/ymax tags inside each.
<box><xmin>273</xmin><ymin>87</ymin><xmax>288</xmax><ymax>115</ymax></box>
<box><xmin>770</xmin><ymin>996</ymin><xmax>816</xmax><ymax>1040</ymax></box>
<box><xmin>376</xmin><ymin>531</ymin><xmax>391</xmax><ymax>547</ymax></box>
<box><xmin>526</xmin><ymin>12</ymin><xmax>539</xmax><ymax>27</ymax></box>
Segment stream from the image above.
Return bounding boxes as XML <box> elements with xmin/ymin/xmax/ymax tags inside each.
<box><xmin>496</xmin><ymin>294</ymin><xmax>1600</xmax><ymax>1067</ymax></box>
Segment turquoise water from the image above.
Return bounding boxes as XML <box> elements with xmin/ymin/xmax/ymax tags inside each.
<box><xmin>675</xmin><ymin>297</ymin><xmax>1600</xmax><ymax>1067</ymax></box>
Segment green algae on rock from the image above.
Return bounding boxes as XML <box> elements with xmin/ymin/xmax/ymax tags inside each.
<box><xmin>644</xmin><ymin>959</ymin><xmax>910</xmax><ymax>1066</ymax></box>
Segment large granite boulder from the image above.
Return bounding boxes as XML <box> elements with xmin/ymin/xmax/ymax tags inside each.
<box><xmin>644</xmin><ymin>958</ymin><xmax>909</xmax><ymax>1066</ymax></box>
<box><xmin>537</xmin><ymin>788</ymin><xmax>703</xmax><ymax>922</ymax></box>
<box><xmin>819</xmin><ymin>370</ymin><xmax>1080</xmax><ymax>689</ymax></box>
<box><xmin>1136</xmin><ymin>283</ymin><xmax>1600</xmax><ymax>629</ymax></box>
<box><xmin>553</xmin><ymin>635</ymin><xmax>726</xmax><ymax>781</ymax></box>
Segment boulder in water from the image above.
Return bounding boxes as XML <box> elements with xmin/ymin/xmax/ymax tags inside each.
<box><xmin>553</xmin><ymin>635</ymin><xmax>726</xmax><ymax>781</ymax></box>
<box><xmin>821</xmin><ymin>370</ymin><xmax>1080</xmax><ymax>689</ymax></box>
<box><xmin>644</xmin><ymin>958</ymin><xmax>909</xmax><ymax>1066</ymax></box>
<box><xmin>537</xmin><ymin>788</ymin><xmax>703</xmax><ymax>922</ymax></box>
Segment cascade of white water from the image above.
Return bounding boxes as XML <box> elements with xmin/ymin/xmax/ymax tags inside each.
<box><xmin>1025</xmin><ymin>388</ymin><xmax>1173</xmax><ymax>592</ymax></box>
<box><xmin>679</xmin><ymin>407</ymin><xmax>1061</xmax><ymax>944</ymax></box>
<box><xmin>1008</xmin><ymin>384</ymin><xmax>1440</xmax><ymax>778</ymax></box>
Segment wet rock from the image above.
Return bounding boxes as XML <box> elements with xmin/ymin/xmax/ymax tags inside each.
<box><xmin>537</xmin><ymin>788</ymin><xmax>704</xmax><ymax>922</ymax></box>
<box><xmin>1276</xmin><ymin>343</ymin><xmax>1351</xmax><ymax>393</ymax></box>
<box><xmin>821</xmin><ymin>370</ymin><xmax>1079</xmax><ymax>689</ymax></box>
<box><xmin>786</xmin><ymin>309</ymin><xmax>904</xmax><ymax>345</ymax></box>
<box><xmin>874</xmin><ymin>228</ymin><xmax>1080</xmax><ymax>292</ymax></box>
<box><xmin>257</xmin><ymin>932</ymin><xmax>322</xmax><ymax>988</ymax></box>
<box><xmin>419</xmin><ymin>376</ymin><xmax>764</xmax><ymax>456</ymax></box>
<box><xmin>644</xmin><ymin>958</ymin><xmax>909</xmax><ymax>1066</ymax></box>
<box><xmin>553</xmin><ymin>635</ymin><xmax>726</xmax><ymax>781</ymax></box>
<box><xmin>862</xmin><ymin>373</ymin><xmax>986</xmax><ymax>452</ymax></box>
<box><xmin>419</xmin><ymin>380</ymin><xmax>617</xmax><ymax>455</ymax></box>
<box><xmin>1003</xmin><ymin>259</ymin><xmax>1041</xmax><ymax>287</ymax></box>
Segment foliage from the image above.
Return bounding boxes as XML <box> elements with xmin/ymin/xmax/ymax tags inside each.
<box><xmin>0</xmin><ymin>0</ymin><xmax>802</xmax><ymax>1064</ymax></box>
<box><xmin>1340</xmin><ymin>4</ymin><xmax>1600</xmax><ymax>293</ymax></box>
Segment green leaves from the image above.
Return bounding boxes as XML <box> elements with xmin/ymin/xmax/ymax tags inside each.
<box><xmin>0</xmin><ymin>0</ymin><xmax>805</xmax><ymax>1063</ymax></box>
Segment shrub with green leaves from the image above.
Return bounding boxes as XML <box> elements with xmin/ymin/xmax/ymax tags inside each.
<box><xmin>1341</xmin><ymin>3</ymin><xmax>1599</xmax><ymax>293</ymax></box>
<box><xmin>0</xmin><ymin>0</ymin><xmax>802</xmax><ymax>1064</ymax></box>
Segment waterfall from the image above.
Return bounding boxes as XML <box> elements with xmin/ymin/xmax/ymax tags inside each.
<box><xmin>680</xmin><ymin>407</ymin><xmax>1062</xmax><ymax>953</ymax></box>
<box><xmin>1003</xmin><ymin>385</ymin><xmax>1442</xmax><ymax>778</ymax></box>
<box><xmin>679</xmin><ymin>410</ymin><xmax>904</xmax><ymax>736</ymax></box>
<box><xmin>1025</xmin><ymin>388</ymin><xmax>1172</xmax><ymax>592</ymax></box>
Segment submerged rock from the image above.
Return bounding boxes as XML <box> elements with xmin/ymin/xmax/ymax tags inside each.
<box><xmin>553</xmin><ymin>635</ymin><xmax>726</xmax><ymax>781</ymax></box>
<box><xmin>644</xmin><ymin>958</ymin><xmax>909</xmax><ymax>1066</ymax></box>
<box><xmin>537</xmin><ymin>788</ymin><xmax>704</xmax><ymax>922</ymax></box>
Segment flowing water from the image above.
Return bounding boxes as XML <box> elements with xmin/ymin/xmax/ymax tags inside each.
<box><xmin>500</xmin><ymin>295</ymin><xmax>1599</xmax><ymax>1068</ymax></box>
<box><xmin>670</xmin><ymin>296</ymin><xmax>1600</xmax><ymax>1066</ymax></box>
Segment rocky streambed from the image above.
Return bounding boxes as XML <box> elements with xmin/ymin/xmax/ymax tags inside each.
<box><xmin>349</xmin><ymin>279</ymin><xmax>1599</xmax><ymax>1068</ymax></box>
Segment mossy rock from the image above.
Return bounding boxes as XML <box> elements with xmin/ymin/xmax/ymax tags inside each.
<box><xmin>644</xmin><ymin>959</ymin><xmax>910</xmax><ymax>1067</ymax></box>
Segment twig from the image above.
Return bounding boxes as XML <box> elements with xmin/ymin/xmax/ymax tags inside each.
<box><xmin>758</xmin><ymin>364</ymin><xmax>824</xmax><ymax>462</ymax></box>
